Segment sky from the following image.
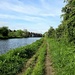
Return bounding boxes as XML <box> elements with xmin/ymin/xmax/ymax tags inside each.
<box><xmin>0</xmin><ymin>0</ymin><xmax>66</xmax><ymax>34</ymax></box>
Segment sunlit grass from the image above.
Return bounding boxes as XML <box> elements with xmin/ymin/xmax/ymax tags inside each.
<box><xmin>47</xmin><ymin>38</ymin><xmax>75</xmax><ymax>75</ymax></box>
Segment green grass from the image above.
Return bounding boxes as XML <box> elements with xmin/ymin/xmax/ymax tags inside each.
<box><xmin>1</xmin><ymin>37</ymin><xmax>74</xmax><ymax>75</ymax></box>
<box><xmin>23</xmin><ymin>51</ymin><xmax>39</xmax><ymax>75</ymax></box>
<box><xmin>31</xmin><ymin>43</ymin><xmax>46</xmax><ymax>75</ymax></box>
<box><xmin>47</xmin><ymin>38</ymin><xmax>75</xmax><ymax>75</ymax></box>
<box><xmin>23</xmin><ymin>41</ymin><xmax>46</xmax><ymax>75</ymax></box>
<box><xmin>0</xmin><ymin>38</ymin><xmax>43</xmax><ymax>75</ymax></box>
<box><xmin>23</xmin><ymin>54</ymin><xmax>38</xmax><ymax>75</ymax></box>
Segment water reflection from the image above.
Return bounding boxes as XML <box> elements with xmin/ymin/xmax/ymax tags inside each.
<box><xmin>0</xmin><ymin>39</ymin><xmax>9</xmax><ymax>54</ymax></box>
<box><xmin>0</xmin><ymin>38</ymin><xmax>40</xmax><ymax>54</ymax></box>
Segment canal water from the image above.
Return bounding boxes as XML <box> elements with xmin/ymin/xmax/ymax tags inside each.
<box><xmin>0</xmin><ymin>37</ymin><xmax>41</xmax><ymax>54</ymax></box>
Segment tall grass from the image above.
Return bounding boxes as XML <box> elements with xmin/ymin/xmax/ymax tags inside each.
<box><xmin>23</xmin><ymin>41</ymin><xmax>46</xmax><ymax>75</ymax></box>
<box><xmin>47</xmin><ymin>38</ymin><xmax>75</xmax><ymax>75</ymax></box>
<box><xmin>31</xmin><ymin>43</ymin><xmax>46</xmax><ymax>75</ymax></box>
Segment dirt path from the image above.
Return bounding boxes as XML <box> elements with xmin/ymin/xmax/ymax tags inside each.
<box><xmin>17</xmin><ymin>41</ymin><xmax>54</xmax><ymax>75</ymax></box>
<box><xmin>45</xmin><ymin>42</ymin><xmax>54</xmax><ymax>75</ymax></box>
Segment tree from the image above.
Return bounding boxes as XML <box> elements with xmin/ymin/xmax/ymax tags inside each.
<box><xmin>61</xmin><ymin>0</ymin><xmax>75</xmax><ymax>43</ymax></box>
<box><xmin>47</xmin><ymin>27</ymin><xmax>55</xmax><ymax>38</ymax></box>
<box><xmin>23</xmin><ymin>29</ymin><xmax>29</xmax><ymax>37</ymax></box>
<box><xmin>16</xmin><ymin>30</ymin><xmax>24</xmax><ymax>37</ymax></box>
<box><xmin>55</xmin><ymin>24</ymin><xmax>65</xmax><ymax>39</ymax></box>
<box><xmin>0</xmin><ymin>26</ymin><xmax>8</xmax><ymax>37</ymax></box>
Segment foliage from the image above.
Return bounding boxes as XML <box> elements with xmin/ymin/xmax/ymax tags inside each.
<box><xmin>47</xmin><ymin>38</ymin><xmax>75</xmax><ymax>75</ymax></box>
<box><xmin>61</xmin><ymin>0</ymin><xmax>75</xmax><ymax>43</ymax></box>
<box><xmin>0</xmin><ymin>38</ymin><xmax>43</xmax><ymax>75</ymax></box>
<box><xmin>23</xmin><ymin>42</ymin><xmax>46</xmax><ymax>75</ymax></box>
<box><xmin>31</xmin><ymin>43</ymin><xmax>46</xmax><ymax>75</ymax></box>
<box><xmin>23</xmin><ymin>51</ymin><xmax>39</xmax><ymax>75</ymax></box>
<box><xmin>47</xmin><ymin>0</ymin><xmax>75</xmax><ymax>44</ymax></box>
<box><xmin>15</xmin><ymin>30</ymin><xmax>24</xmax><ymax>37</ymax></box>
<box><xmin>8</xmin><ymin>29</ymin><xmax>30</xmax><ymax>38</ymax></box>
<box><xmin>0</xmin><ymin>26</ymin><xmax>42</xmax><ymax>39</ymax></box>
<box><xmin>45</xmin><ymin>0</ymin><xmax>75</xmax><ymax>75</ymax></box>
<box><xmin>47</xmin><ymin>27</ymin><xmax>55</xmax><ymax>38</ymax></box>
<box><xmin>0</xmin><ymin>27</ymin><xmax>8</xmax><ymax>38</ymax></box>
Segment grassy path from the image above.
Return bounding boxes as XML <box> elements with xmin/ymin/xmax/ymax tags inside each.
<box><xmin>45</xmin><ymin>42</ymin><xmax>54</xmax><ymax>75</ymax></box>
<box><xmin>17</xmin><ymin>38</ymin><xmax>55</xmax><ymax>75</ymax></box>
<box><xmin>17</xmin><ymin>41</ymin><xmax>45</xmax><ymax>75</ymax></box>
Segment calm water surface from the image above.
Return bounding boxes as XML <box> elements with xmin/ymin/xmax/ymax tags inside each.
<box><xmin>0</xmin><ymin>37</ymin><xmax>41</xmax><ymax>54</ymax></box>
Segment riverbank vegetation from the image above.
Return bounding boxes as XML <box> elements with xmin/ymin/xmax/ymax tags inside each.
<box><xmin>47</xmin><ymin>38</ymin><xmax>75</xmax><ymax>75</ymax></box>
<box><xmin>0</xmin><ymin>38</ymin><xmax>43</xmax><ymax>75</ymax></box>
<box><xmin>22</xmin><ymin>42</ymin><xmax>46</xmax><ymax>75</ymax></box>
<box><xmin>0</xmin><ymin>0</ymin><xmax>75</xmax><ymax>75</ymax></box>
<box><xmin>0</xmin><ymin>27</ymin><xmax>42</xmax><ymax>39</ymax></box>
<box><xmin>47</xmin><ymin>0</ymin><xmax>75</xmax><ymax>44</ymax></box>
<box><xmin>46</xmin><ymin>0</ymin><xmax>75</xmax><ymax>74</ymax></box>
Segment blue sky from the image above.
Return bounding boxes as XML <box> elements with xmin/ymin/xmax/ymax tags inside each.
<box><xmin>0</xmin><ymin>0</ymin><xmax>66</xmax><ymax>33</ymax></box>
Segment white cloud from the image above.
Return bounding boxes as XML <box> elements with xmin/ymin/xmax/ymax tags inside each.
<box><xmin>0</xmin><ymin>0</ymin><xmax>65</xmax><ymax>33</ymax></box>
<box><xmin>0</xmin><ymin>0</ymin><xmax>62</xmax><ymax>17</ymax></box>
<box><xmin>0</xmin><ymin>0</ymin><xmax>41</xmax><ymax>15</ymax></box>
<box><xmin>0</xmin><ymin>14</ymin><xmax>46</xmax><ymax>22</ymax></box>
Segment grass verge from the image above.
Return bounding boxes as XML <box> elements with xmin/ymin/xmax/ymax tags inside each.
<box><xmin>47</xmin><ymin>38</ymin><xmax>75</xmax><ymax>75</ymax></box>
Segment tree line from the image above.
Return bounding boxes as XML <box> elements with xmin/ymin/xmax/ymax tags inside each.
<box><xmin>0</xmin><ymin>26</ymin><xmax>42</xmax><ymax>39</ymax></box>
<box><xmin>47</xmin><ymin>0</ymin><xmax>75</xmax><ymax>44</ymax></box>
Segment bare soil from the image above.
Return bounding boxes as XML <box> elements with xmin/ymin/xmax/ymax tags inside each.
<box><xmin>45</xmin><ymin>42</ymin><xmax>54</xmax><ymax>75</ymax></box>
